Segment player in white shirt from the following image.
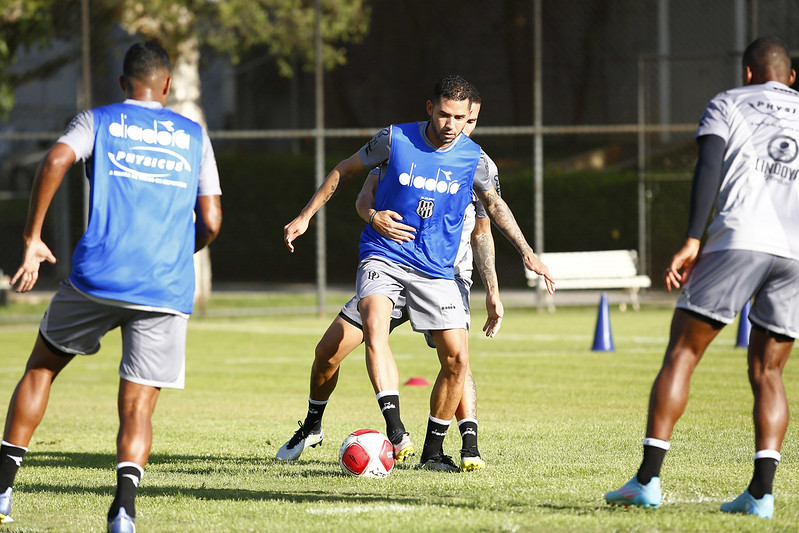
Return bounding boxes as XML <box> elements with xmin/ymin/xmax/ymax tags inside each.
<box><xmin>606</xmin><ymin>37</ymin><xmax>799</xmax><ymax>519</ymax></box>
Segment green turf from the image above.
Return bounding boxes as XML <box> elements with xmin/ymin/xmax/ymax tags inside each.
<box><xmin>0</xmin><ymin>301</ymin><xmax>796</xmax><ymax>532</ymax></box>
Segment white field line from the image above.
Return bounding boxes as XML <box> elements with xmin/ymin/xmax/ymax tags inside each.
<box><xmin>306</xmin><ymin>503</ymin><xmax>442</xmax><ymax>515</ymax></box>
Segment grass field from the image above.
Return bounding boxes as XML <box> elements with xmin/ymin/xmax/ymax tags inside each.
<box><xmin>0</xmin><ymin>293</ymin><xmax>797</xmax><ymax>532</ymax></box>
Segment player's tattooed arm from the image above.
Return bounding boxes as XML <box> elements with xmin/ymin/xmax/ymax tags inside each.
<box><xmin>471</xmin><ymin>218</ymin><xmax>498</xmax><ymax>295</ymax></box>
<box><xmin>196</xmin><ymin>194</ymin><xmax>222</xmax><ymax>251</ymax></box>
<box><xmin>478</xmin><ymin>188</ymin><xmax>555</xmax><ymax>294</ymax></box>
<box><xmin>284</xmin><ymin>152</ymin><xmax>366</xmax><ymax>252</ymax></box>
<box><xmin>471</xmin><ymin>216</ymin><xmax>503</xmax><ymax>337</ymax></box>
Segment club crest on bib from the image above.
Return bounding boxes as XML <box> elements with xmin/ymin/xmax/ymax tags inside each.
<box><xmin>416</xmin><ymin>199</ymin><xmax>435</xmax><ymax>219</ymax></box>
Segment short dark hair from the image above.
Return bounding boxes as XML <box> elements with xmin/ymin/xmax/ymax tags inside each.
<box><xmin>123</xmin><ymin>41</ymin><xmax>172</xmax><ymax>80</ymax></box>
<box><xmin>433</xmin><ymin>74</ymin><xmax>475</xmax><ymax>105</ymax></box>
<box><xmin>742</xmin><ymin>36</ymin><xmax>791</xmax><ymax>73</ymax></box>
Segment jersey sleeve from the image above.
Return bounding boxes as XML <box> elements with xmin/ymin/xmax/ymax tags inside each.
<box><xmin>198</xmin><ymin>127</ymin><xmax>222</xmax><ymax>196</ymax></box>
<box><xmin>57</xmin><ymin>110</ymin><xmax>95</xmax><ymax>162</ymax></box>
<box><xmin>685</xmin><ymin>134</ymin><xmax>725</xmax><ymax>240</ymax></box>
<box><xmin>472</xmin><ymin>150</ymin><xmax>497</xmax><ymax>192</ymax></box>
<box><xmin>473</xmin><ymin>151</ymin><xmax>502</xmax><ymax>218</ymax></box>
<box><xmin>696</xmin><ymin>93</ymin><xmax>730</xmax><ymax>142</ymax></box>
<box><xmin>359</xmin><ymin>127</ymin><xmax>391</xmax><ymax>169</ymax></box>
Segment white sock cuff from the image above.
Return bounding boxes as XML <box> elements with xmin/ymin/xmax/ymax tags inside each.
<box><xmin>643</xmin><ymin>437</ymin><xmax>671</xmax><ymax>451</ymax></box>
<box><xmin>754</xmin><ymin>450</ymin><xmax>781</xmax><ymax>462</ymax></box>
<box><xmin>428</xmin><ymin>414</ymin><xmax>451</xmax><ymax>426</ymax></box>
<box><xmin>117</xmin><ymin>462</ymin><xmax>144</xmax><ymax>478</ymax></box>
<box><xmin>1</xmin><ymin>440</ymin><xmax>28</xmax><ymax>452</ymax></box>
<box><xmin>457</xmin><ymin>417</ymin><xmax>478</xmax><ymax>427</ymax></box>
<box><xmin>308</xmin><ymin>397</ymin><xmax>328</xmax><ymax>405</ymax></box>
<box><xmin>376</xmin><ymin>390</ymin><xmax>399</xmax><ymax>400</ymax></box>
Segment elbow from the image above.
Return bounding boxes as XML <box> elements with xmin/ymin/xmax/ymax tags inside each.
<box><xmin>204</xmin><ymin>213</ymin><xmax>223</xmax><ymax>244</ymax></box>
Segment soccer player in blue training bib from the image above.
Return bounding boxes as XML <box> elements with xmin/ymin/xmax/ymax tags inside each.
<box><xmin>0</xmin><ymin>42</ymin><xmax>222</xmax><ymax>532</ymax></box>
<box><xmin>276</xmin><ymin>97</ymin><xmax>502</xmax><ymax>472</ymax></box>
<box><xmin>284</xmin><ymin>75</ymin><xmax>553</xmax><ymax>472</ymax></box>
<box><xmin>606</xmin><ymin>36</ymin><xmax>799</xmax><ymax>519</ymax></box>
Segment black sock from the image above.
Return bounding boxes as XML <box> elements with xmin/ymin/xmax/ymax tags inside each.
<box><xmin>748</xmin><ymin>455</ymin><xmax>779</xmax><ymax>499</ymax></box>
<box><xmin>0</xmin><ymin>442</ymin><xmax>27</xmax><ymax>493</ymax></box>
<box><xmin>303</xmin><ymin>398</ymin><xmax>328</xmax><ymax>431</ymax></box>
<box><xmin>421</xmin><ymin>416</ymin><xmax>450</xmax><ymax>461</ymax></box>
<box><xmin>108</xmin><ymin>463</ymin><xmax>142</xmax><ymax>521</ymax></box>
<box><xmin>458</xmin><ymin>419</ymin><xmax>478</xmax><ymax>453</ymax></box>
<box><xmin>376</xmin><ymin>392</ymin><xmax>406</xmax><ymax>444</ymax></box>
<box><xmin>636</xmin><ymin>441</ymin><xmax>668</xmax><ymax>485</ymax></box>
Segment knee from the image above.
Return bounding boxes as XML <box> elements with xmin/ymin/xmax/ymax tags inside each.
<box><xmin>442</xmin><ymin>349</ymin><xmax>469</xmax><ymax>376</ymax></box>
<box><xmin>314</xmin><ymin>340</ymin><xmax>336</xmax><ymax>370</ymax></box>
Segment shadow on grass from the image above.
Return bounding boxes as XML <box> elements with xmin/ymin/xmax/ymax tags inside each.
<box><xmin>20</xmin><ymin>451</ymin><xmax>425</xmax><ymax>506</ymax></box>
<box><xmin>19</xmin><ymin>481</ymin><xmax>421</xmax><ymax>506</ymax></box>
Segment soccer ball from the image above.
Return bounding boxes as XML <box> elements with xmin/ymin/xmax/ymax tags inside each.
<box><xmin>338</xmin><ymin>429</ymin><xmax>395</xmax><ymax>478</ymax></box>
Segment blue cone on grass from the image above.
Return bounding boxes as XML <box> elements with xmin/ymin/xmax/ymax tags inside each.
<box><xmin>592</xmin><ymin>292</ymin><xmax>615</xmax><ymax>352</ymax></box>
<box><xmin>736</xmin><ymin>300</ymin><xmax>752</xmax><ymax>348</ymax></box>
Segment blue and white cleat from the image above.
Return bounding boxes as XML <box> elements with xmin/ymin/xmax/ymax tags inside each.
<box><xmin>0</xmin><ymin>487</ymin><xmax>11</xmax><ymax>523</ymax></box>
<box><xmin>605</xmin><ymin>476</ymin><xmax>662</xmax><ymax>508</ymax></box>
<box><xmin>108</xmin><ymin>507</ymin><xmax>136</xmax><ymax>533</ymax></box>
<box><xmin>275</xmin><ymin>421</ymin><xmax>324</xmax><ymax>461</ymax></box>
<box><xmin>720</xmin><ymin>490</ymin><xmax>774</xmax><ymax>519</ymax></box>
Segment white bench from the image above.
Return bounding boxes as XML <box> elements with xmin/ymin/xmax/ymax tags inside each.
<box><xmin>0</xmin><ymin>269</ymin><xmax>9</xmax><ymax>306</ymax></box>
<box><xmin>526</xmin><ymin>249</ymin><xmax>651</xmax><ymax>311</ymax></box>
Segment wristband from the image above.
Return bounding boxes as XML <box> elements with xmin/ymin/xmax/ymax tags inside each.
<box><xmin>368</xmin><ymin>210</ymin><xmax>377</xmax><ymax>226</ymax></box>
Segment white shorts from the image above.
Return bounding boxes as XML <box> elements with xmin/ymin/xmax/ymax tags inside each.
<box><xmin>677</xmin><ymin>250</ymin><xmax>799</xmax><ymax>338</ymax></box>
<box><xmin>340</xmin><ymin>273</ymin><xmax>472</xmax><ymax>332</ymax></box>
<box><xmin>39</xmin><ymin>281</ymin><xmax>187</xmax><ymax>388</ymax></box>
<box><xmin>355</xmin><ymin>256</ymin><xmax>468</xmax><ymax>331</ymax></box>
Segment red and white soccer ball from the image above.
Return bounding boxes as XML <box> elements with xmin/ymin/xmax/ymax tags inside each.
<box><xmin>338</xmin><ymin>429</ymin><xmax>395</xmax><ymax>478</ymax></box>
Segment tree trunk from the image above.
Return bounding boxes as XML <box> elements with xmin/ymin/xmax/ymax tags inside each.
<box><xmin>167</xmin><ymin>34</ymin><xmax>213</xmax><ymax>315</ymax></box>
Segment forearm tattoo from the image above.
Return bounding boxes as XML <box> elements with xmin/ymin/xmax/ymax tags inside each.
<box><xmin>485</xmin><ymin>190</ymin><xmax>533</xmax><ymax>255</ymax></box>
<box><xmin>472</xmin><ymin>232</ymin><xmax>497</xmax><ymax>294</ymax></box>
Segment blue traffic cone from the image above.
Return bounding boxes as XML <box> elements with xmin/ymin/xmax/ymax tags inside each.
<box><xmin>736</xmin><ymin>300</ymin><xmax>752</xmax><ymax>348</ymax></box>
<box><xmin>592</xmin><ymin>292</ymin><xmax>615</xmax><ymax>352</ymax></box>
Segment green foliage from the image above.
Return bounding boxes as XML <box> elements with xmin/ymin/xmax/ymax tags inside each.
<box><xmin>205</xmin><ymin>0</ymin><xmax>371</xmax><ymax>76</ymax></box>
<box><xmin>0</xmin><ymin>0</ymin><xmax>62</xmax><ymax>118</ymax></box>
<box><xmin>0</xmin><ymin>0</ymin><xmax>372</xmax><ymax>116</ymax></box>
<box><xmin>0</xmin><ymin>302</ymin><xmax>796</xmax><ymax>531</ymax></box>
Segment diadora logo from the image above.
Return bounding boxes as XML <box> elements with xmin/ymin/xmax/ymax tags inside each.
<box><xmin>380</xmin><ymin>402</ymin><xmax>396</xmax><ymax>412</ymax></box>
<box><xmin>398</xmin><ymin>162</ymin><xmax>461</xmax><ymax>195</ymax></box>
<box><xmin>109</xmin><ymin>114</ymin><xmax>191</xmax><ymax>149</ymax></box>
<box><xmin>106</xmin><ymin>114</ymin><xmax>193</xmax><ymax>186</ymax></box>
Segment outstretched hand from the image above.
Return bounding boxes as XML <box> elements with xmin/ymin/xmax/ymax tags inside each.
<box><xmin>11</xmin><ymin>238</ymin><xmax>56</xmax><ymax>293</ymax></box>
<box><xmin>283</xmin><ymin>215</ymin><xmax>310</xmax><ymax>253</ymax></box>
<box><xmin>524</xmin><ymin>254</ymin><xmax>555</xmax><ymax>295</ymax></box>
<box><xmin>370</xmin><ymin>210</ymin><xmax>416</xmax><ymax>244</ymax></box>
<box><xmin>665</xmin><ymin>238</ymin><xmax>701</xmax><ymax>292</ymax></box>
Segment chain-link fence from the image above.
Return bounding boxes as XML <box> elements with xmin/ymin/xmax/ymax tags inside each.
<box><xmin>3</xmin><ymin>0</ymin><xmax>799</xmax><ymax>293</ymax></box>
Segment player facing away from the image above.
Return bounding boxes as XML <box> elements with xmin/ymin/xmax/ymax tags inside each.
<box><xmin>277</xmin><ymin>100</ymin><xmax>503</xmax><ymax>471</ymax></box>
<box><xmin>605</xmin><ymin>37</ymin><xmax>799</xmax><ymax>519</ymax></box>
<box><xmin>284</xmin><ymin>75</ymin><xmax>553</xmax><ymax>471</ymax></box>
<box><xmin>0</xmin><ymin>42</ymin><xmax>222</xmax><ymax>532</ymax></box>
